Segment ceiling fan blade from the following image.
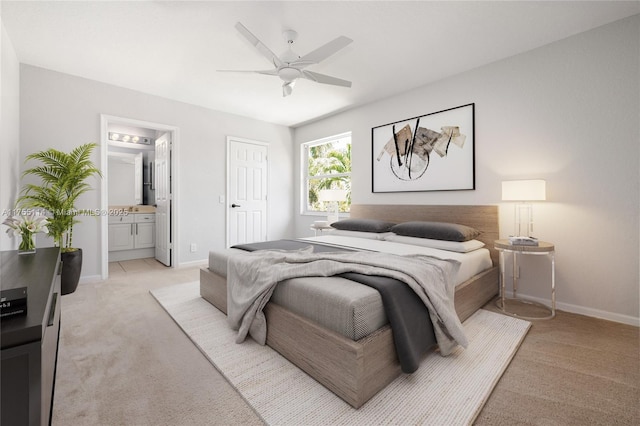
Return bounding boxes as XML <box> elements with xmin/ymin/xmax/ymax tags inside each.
<box><xmin>302</xmin><ymin>70</ymin><xmax>352</xmax><ymax>88</ymax></box>
<box><xmin>298</xmin><ymin>36</ymin><xmax>353</xmax><ymax>64</ymax></box>
<box><xmin>235</xmin><ymin>22</ymin><xmax>283</xmax><ymax>68</ymax></box>
<box><xmin>217</xmin><ymin>69</ymin><xmax>279</xmax><ymax>76</ymax></box>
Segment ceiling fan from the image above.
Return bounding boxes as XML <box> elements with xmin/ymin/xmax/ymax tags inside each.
<box><xmin>219</xmin><ymin>22</ymin><xmax>353</xmax><ymax>97</ymax></box>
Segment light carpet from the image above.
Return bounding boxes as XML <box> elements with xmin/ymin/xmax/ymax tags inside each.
<box><xmin>151</xmin><ymin>281</ymin><xmax>531</xmax><ymax>426</ymax></box>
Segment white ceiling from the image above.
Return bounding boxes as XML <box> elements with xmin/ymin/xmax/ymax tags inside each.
<box><xmin>2</xmin><ymin>1</ymin><xmax>638</xmax><ymax>127</ymax></box>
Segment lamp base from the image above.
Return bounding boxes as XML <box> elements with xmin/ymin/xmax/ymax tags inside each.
<box><xmin>327</xmin><ymin>212</ymin><xmax>339</xmax><ymax>225</ymax></box>
<box><xmin>327</xmin><ymin>201</ymin><xmax>340</xmax><ymax>224</ymax></box>
<box><xmin>514</xmin><ymin>203</ymin><xmax>534</xmax><ymax>237</ymax></box>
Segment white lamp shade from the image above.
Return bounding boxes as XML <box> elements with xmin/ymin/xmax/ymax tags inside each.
<box><xmin>318</xmin><ymin>189</ymin><xmax>348</xmax><ymax>202</ymax></box>
<box><xmin>502</xmin><ymin>180</ymin><xmax>546</xmax><ymax>201</ymax></box>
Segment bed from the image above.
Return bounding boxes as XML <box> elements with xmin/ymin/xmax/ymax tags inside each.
<box><xmin>200</xmin><ymin>204</ymin><xmax>499</xmax><ymax>408</ymax></box>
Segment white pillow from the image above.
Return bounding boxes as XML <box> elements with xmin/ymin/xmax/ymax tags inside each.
<box><xmin>331</xmin><ymin>230</ymin><xmax>393</xmax><ymax>240</ymax></box>
<box><xmin>383</xmin><ymin>234</ymin><xmax>485</xmax><ymax>253</ymax></box>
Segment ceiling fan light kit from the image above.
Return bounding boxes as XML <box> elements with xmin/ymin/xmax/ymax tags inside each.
<box><xmin>282</xmin><ymin>81</ymin><xmax>294</xmax><ymax>97</ymax></box>
<box><xmin>279</xmin><ymin>67</ymin><xmax>301</xmax><ymax>82</ymax></box>
<box><xmin>219</xmin><ymin>22</ymin><xmax>353</xmax><ymax>97</ymax></box>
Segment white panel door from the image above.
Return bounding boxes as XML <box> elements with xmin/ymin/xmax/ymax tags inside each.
<box><xmin>155</xmin><ymin>133</ymin><xmax>171</xmax><ymax>266</ymax></box>
<box><xmin>228</xmin><ymin>139</ymin><xmax>268</xmax><ymax>246</ymax></box>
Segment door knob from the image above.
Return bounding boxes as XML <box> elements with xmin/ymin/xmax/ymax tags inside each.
<box><xmin>231</xmin><ymin>203</ymin><xmax>241</xmax><ymax>208</ymax></box>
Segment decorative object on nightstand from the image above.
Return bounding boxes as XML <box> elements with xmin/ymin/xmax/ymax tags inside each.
<box><xmin>508</xmin><ymin>236</ymin><xmax>538</xmax><ymax>246</ymax></box>
<box><xmin>318</xmin><ymin>189</ymin><xmax>348</xmax><ymax>224</ymax></box>
<box><xmin>502</xmin><ymin>179</ymin><xmax>546</xmax><ymax>238</ymax></box>
<box><xmin>494</xmin><ymin>239</ymin><xmax>556</xmax><ymax>320</ymax></box>
<box><xmin>310</xmin><ymin>220</ymin><xmax>333</xmax><ymax>236</ymax></box>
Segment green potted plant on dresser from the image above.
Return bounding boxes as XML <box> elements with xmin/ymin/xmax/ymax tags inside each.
<box><xmin>18</xmin><ymin>143</ymin><xmax>102</xmax><ymax>295</ymax></box>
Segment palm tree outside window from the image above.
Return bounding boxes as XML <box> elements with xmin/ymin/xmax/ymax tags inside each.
<box><xmin>302</xmin><ymin>132</ymin><xmax>351</xmax><ymax>215</ymax></box>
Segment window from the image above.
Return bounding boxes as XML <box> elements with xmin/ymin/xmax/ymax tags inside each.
<box><xmin>302</xmin><ymin>132</ymin><xmax>351</xmax><ymax>214</ymax></box>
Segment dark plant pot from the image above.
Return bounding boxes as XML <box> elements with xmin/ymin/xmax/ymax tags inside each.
<box><xmin>61</xmin><ymin>248</ymin><xmax>82</xmax><ymax>295</ymax></box>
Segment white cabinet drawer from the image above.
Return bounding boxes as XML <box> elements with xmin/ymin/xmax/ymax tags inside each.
<box><xmin>134</xmin><ymin>214</ymin><xmax>155</xmax><ymax>223</ymax></box>
<box><xmin>108</xmin><ymin>215</ymin><xmax>133</xmax><ymax>224</ymax></box>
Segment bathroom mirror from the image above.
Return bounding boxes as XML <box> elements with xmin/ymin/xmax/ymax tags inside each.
<box><xmin>108</xmin><ymin>152</ymin><xmax>143</xmax><ymax>205</ymax></box>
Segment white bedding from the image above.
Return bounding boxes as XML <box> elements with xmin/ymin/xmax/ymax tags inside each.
<box><xmin>299</xmin><ymin>235</ymin><xmax>492</xmax><ymax>286</ymax></box>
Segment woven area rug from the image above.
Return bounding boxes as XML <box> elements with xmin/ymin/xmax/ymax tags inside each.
<box><xmin>151</xmin><ymin>281</ymin><xmax>531</xmax><ymax>425</ymax></box>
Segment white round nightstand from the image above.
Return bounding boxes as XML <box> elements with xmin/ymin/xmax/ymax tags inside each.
<box><xmin>494</xmin><ymin>239</ymin><xmax>556</xmax><ymax>320</ymax></box>
<box><xmin>310</xmin><ymin>224</ymin><xmax>334</xmax><ymax>236</ymax></box>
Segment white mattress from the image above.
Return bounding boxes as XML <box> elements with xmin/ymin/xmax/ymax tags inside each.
<box><xmin>299</xmin><ymin>235</ymin><xmax>493</xmax><ymax>286</ymax></box>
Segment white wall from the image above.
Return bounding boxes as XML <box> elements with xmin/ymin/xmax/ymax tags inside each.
<box><xmin>19</xmin><ymin>65</ymin><xmax>294</xmax><ymax>279</ymax></box>
<box><xmin>0</xmin><ymin>15</ymin><xmax>20</xmax><ymax>251</ymax></box>
<box><xmin>294</xmin><ymin>16</ymin><xmax>640</xmax><ymax>325</ymax></box>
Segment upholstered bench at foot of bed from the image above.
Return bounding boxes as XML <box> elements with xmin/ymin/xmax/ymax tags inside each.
<box><xmin>199</xmin><ymin>266</ymin><xmax>401</xmax><ymax>408</ymax></box>
<box><xmin>207</xmin><ymin>248</ymin><xmax>389</xmax><ymax>341</ymax></box>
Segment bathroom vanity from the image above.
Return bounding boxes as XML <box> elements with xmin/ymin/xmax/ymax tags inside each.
<box><xmin>108</xmin><ymin>206</ymin><xmax>156</xmax><ymax>262</ymax></box>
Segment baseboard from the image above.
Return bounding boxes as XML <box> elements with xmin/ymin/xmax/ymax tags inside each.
<box><xmin>79</xmin><ymin>274</ymin><xmax>102</xmax><ymax>284</ymax></box>
<box><xmin>177</xmin><ymin>259</ymin><xmax>208</xmax><ymax>268</ymax></box>
<box><xmin>515</xmin><ymin>293</ymin><xmax>639</xmax><ymax>327</ymax></box>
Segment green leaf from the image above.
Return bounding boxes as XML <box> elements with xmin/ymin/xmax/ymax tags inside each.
<box><xmin>18</xmin><ymin>143</ymin><xmax>101</xmax><ymax>249</ymax></box>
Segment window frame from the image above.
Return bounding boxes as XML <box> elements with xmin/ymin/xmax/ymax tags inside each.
<box><xmin>301</xmin><ymin>132</ymin><xmax>352</xmax><ymax>215</ymax></box>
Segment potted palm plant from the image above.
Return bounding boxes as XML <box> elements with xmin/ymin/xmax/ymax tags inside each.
<box><xmin>18</xmin><ymin>143</ymin><xmax>102</xmax><ymax>295</ymax></box>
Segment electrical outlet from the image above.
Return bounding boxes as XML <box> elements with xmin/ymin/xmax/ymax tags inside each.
<box><xmin>190</xmin><ymin>243</ymin><xmax>197</xmax><ymax>253</ymax></box>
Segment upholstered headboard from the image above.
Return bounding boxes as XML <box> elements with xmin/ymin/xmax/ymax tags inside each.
<box><xmin>349</xmin><ymin>204</ymin><xmax>499</xmax><ymax>265</ymax></box>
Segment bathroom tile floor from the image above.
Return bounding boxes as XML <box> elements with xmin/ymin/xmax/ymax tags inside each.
<box><xmin>108</xmin><ymin>258</ymin><xmax>167</xmax><ymax>276</ymax></box>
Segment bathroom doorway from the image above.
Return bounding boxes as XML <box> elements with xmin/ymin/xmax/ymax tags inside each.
<box><xmin>99</xmin><ymin>115</ymin><xmax>179</xmax><ymax>279</ymax></box>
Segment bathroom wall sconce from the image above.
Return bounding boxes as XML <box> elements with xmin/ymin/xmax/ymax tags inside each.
<box><xmin>109</xmin><ymin>132</ymin><xmax>151</xmax><ymax>145</ymax></box>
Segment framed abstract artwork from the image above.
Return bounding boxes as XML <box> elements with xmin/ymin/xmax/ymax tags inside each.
<box><xmin>372</xmin><ymin>103</ymin><xmax>475</xmax><ymax>193</ymax></box>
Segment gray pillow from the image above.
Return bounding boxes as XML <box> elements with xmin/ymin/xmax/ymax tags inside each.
<box><xmin>331</xmin><ymin>218</ymin><xmax>396</xmax><ymax>233</ymax></box>
<box><xmin>390</xmin><ymin>221</ymin><xmax>480</xmax><ymax>242</ymax></box>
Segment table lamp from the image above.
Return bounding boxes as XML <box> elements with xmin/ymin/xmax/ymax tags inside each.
<box><xmin>502</xmin><ymin>179</ymin><xmax>546</xmax><ymax>237</ymax></box>
<box><xmin>318</xmin><ymin>189</ymin><xmax>348</xmax><ymax>224</ymax></box>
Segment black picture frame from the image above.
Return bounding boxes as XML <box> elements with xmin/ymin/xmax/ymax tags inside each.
<box><xmin>371</xmin><ymin>103</ymin><xmax>475</xmax><ymax>193</ymax></box>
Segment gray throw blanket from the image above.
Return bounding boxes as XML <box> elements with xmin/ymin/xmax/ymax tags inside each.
<box><xmin>227</xmin><ymin>247</ymin><xmax>466</xmax><ymax>356</ymax></box>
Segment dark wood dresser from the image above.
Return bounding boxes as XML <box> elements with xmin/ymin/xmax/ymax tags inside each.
<box><xmin>1</xmin><ymin>247</ymin><xmax>62</xmax><ymax>426</ymax></box>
